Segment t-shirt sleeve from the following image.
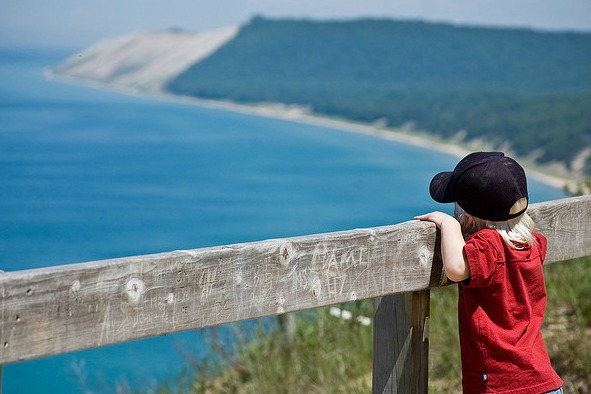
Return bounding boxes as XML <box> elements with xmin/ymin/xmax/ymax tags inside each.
<box><xmin>463</xmin><ymin>230</ymin><xmax>501</xmax><ymax>288</ymax></box>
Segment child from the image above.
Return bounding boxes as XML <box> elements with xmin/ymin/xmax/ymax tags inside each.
<box><xmin>415</xmin><ymin>152</ymin><xmax>563</xmax><ymax>394</ymax></box>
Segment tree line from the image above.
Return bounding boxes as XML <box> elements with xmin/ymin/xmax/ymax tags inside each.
<box><xmin>167</xmin><ymin>17</ymin><xmax>591</xmax><ymax>174</ymax></box>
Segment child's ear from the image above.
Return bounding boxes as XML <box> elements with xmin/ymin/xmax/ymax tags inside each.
<box><xmin>461</xmin><ymin>212</ymin><xmax>479</xmax><ymax>236</ymax></box>
<box><xmin>463</xmin><ymin>213</ymin><xmax>474</xmax><ymax>228</ymax></box>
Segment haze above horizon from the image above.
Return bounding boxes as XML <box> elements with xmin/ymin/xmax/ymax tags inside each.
<box><xmin>2</xmin><ymin>0</ymin><xmax>591</xmax><ymax>50</ymax></box>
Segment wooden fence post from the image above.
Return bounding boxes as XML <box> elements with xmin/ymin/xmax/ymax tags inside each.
<box><xmin>372</xmin><ymin>290</ymin><xmax>430</xmax><ymax>393</ymax></box>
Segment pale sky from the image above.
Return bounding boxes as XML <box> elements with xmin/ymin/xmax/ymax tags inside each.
<box><xmin>2</xmin><ymin>0</ymin><xmax>591</xmax><ymax>49</ymax></box>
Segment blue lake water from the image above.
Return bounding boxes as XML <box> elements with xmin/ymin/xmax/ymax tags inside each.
<box><xmin>0</xmin><ymin>48</ymin><xmax>565</xmax><ymax>393</ymax></box>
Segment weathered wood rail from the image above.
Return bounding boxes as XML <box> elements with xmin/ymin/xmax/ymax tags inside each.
<box><xmin>1</xmin><ymin>195</ymin><xmax>590</xmax><ymax>392</ymax></box>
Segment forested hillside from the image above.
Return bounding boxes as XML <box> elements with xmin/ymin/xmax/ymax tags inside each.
<box><xmin>167</xmin><ymin>17</ymin><xmax>591</xmax><ymax>175</ymax></box>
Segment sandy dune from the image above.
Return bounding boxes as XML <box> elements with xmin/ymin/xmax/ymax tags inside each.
<box><xmin>52</xmin><ymin>25</ymin><xmax>239</xmax><ymax>92</ymax></box>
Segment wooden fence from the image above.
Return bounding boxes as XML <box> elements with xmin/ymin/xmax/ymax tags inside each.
<box><xmin>1</xmin><ymin>195</ymin><xmax>590</xmax><ymax>393</ymax></box>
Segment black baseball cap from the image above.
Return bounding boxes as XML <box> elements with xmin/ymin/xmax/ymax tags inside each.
<box><xmin>429</xmin><ymin>152</ymin><xmax>528</xmax><ymax>221</ymax></box>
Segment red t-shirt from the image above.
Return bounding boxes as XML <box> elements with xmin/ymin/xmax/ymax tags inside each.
<box><xmin>459</xmin><ymin>229</ymin><xmax>562</xmax><ymax>393</ymax></box>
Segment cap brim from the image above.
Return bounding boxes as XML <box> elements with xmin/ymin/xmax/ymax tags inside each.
<box><xmin>429</xmin><ymin>171</ymin><xmax>455</xmax><ymax>203</ymax></box>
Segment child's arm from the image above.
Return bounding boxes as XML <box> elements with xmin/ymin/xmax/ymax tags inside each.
<box><xmin>415</xmin><ymin>212</ymin><xmax>471</xmax><ymax>282</ymax></box>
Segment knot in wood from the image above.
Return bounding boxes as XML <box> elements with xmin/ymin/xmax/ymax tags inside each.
<box><xmin>70</xmin><ymin>280</ymin><xmax>81</xmax><ymax>294</ymax></box>
<box><xmin>418</xmin><ymin>245</ymin><xmax>432</xmax><ymax>268</ymax></box>
<box><xmin>125</xmin><ymin>277</ymin><xmax>145</xmax><ymax>304</ymax></box>
<box><xmin>279</xmin><ymin>242</ymin><xmax>294</xmax><ymax>267</ymax></box>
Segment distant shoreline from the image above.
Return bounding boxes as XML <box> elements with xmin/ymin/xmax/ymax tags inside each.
<box><xmin>197</xmin><ymin>98</ymin><xmax>573</xmax><ymax>191</ymax></box>
<box><xmin>48</xmin><ymin>71</ymin><xmax>573</xmax><ymax>192</ymax></box>
<box><xmin>144</xmin><ymin>87</ymin><xmax>574</xmax><ymax>192</ymax></box>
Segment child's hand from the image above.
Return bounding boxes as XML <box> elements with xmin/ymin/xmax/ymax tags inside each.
<box><xmin>415</xmin><ymin>211</ymin><xmax>456</xmax><ymax>229</ymax></box>
<box><xmin>415</xmin><ymin>211</ymin><xmax>469</xmax><ymax>282</ymax></box>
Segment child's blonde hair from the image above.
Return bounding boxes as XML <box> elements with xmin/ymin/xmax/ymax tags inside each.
<box><xmin>454</xmin><ymin>197</ymin><xmax>535</xmax><ymax>249</ymax></box>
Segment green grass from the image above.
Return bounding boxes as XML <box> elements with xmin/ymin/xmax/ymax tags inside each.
<box><xmin>181</xmin><ymin>302</ymin><xmax>374</xmax><ymax>394</ymax></box>
<box><xmin>543</xmin><ymin>257</ymin><xmax>591</xmax><ymax>393</ymax></box>
<box><xmin>428</xmin><ymin>285</ymin><xmax>462</xmax><ymax>393</ymax></box>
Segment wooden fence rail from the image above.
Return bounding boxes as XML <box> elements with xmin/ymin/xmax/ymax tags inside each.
<box><xmin>1</xmin><ymin>195</ymin><xmax>590</xmax><ymax>392</ymax></box>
